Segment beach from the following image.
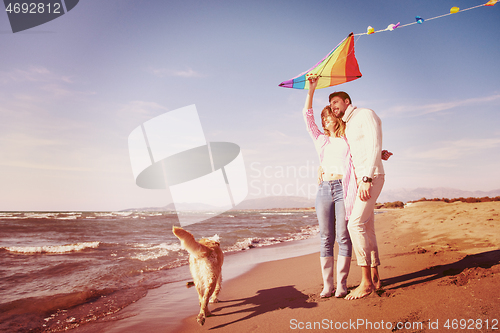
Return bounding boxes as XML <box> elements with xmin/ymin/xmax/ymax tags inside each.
<box><xmin>8</xmin><ymin>201</ymin><xmax>497</xmax><ymax>332</ymax></box>
<box><xmin>83</xmin><ymin>200</ymin><xmax>500</xmax><ymax>333</ymax></box>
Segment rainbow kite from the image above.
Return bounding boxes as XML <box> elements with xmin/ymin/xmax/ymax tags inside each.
<box><xmin>278</xmin><ymin>33</ymin><xmax>362</xmax><ymax>90</ymax></box>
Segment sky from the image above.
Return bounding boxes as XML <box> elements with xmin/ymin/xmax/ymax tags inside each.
<box><xmin>1</xmin><ymin>0</ymin><xmax>499</xmax><ymax>211</ymax></box>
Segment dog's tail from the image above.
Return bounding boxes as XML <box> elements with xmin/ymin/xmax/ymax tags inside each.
<box><xmin>172</xmin><ymin>226</ymin><xmax>209</xmax><ymax>257</ymax></box>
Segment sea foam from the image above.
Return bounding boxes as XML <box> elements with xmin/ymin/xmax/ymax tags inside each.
<box><xmin>3</xmin><ymin>241</ymin><xmax>100</xmax><ymax>254</ymax></box>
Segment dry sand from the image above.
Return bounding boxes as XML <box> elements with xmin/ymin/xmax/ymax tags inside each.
<box><xmin>82</xmin><ymin>201</ymin><xmax>500</xmax><ymax>332</ymax></box>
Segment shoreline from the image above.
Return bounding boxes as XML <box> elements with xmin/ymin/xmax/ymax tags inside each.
<box><xmin>75</xmin><ymin>201</ymin><xmax>500</xmax><ymax>332</ymax></box>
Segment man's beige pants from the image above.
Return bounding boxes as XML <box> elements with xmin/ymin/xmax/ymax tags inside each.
<box><xmin>348</xmin><ymin>175</ymin><xmax>385</xmax><ymax>267</ymax></box>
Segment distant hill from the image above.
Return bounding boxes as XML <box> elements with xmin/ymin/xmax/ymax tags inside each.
<box><xmin>123</xmin><ymin>196</ymin><xmax>315</xmax><ymax>211</ymax></box>
<box><xmin>377</xmin><ymin>187</ymin><xmax>500</xmax><ymax>204</ymax></box>
<box><xmin>123</xmin><ymin>202</ymin><xmax>221</xmax><ymax>212</ymax></box>
<box><xmin>233</xmin><ymin>196</ymin><xmax>315</xmax><ymax>210</ymax></box>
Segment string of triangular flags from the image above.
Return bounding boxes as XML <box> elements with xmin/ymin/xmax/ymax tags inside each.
<box><xmin>279</xmin><ymin>0</ymin><xmax>497</xmax><ymax>90</ymax></box>
<box><xmin>359</xmin><ymin>0</ymin><xmax>497</xmax><ymax>36</ymax></box>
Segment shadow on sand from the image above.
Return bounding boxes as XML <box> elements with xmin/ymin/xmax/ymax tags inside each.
<box><xmin>380</xmin><ymin>249</ymin><xmax>500</xmax><ymax>292</ymax></box>
<box><xmin>208</xmin><ymin>285</ymin><xmax>316</xmax><ymax>329</ymax></box>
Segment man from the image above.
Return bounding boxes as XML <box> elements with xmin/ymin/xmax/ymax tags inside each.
<box><xmin>329</xmin><ymin>91</ymin><xmax>386</xmax><ymax>300</ymax></box>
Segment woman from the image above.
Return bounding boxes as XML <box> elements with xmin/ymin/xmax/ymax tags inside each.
<box><xmin>303</xmin><ymin>77</ymin><xmax>356</xmax><ymax>298</ymax></box>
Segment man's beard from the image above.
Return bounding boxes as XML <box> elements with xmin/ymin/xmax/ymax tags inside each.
<box><xmin>334</xmin><ymin>110</ymin><xmax>345</xmax><ymax>118</ymax></box>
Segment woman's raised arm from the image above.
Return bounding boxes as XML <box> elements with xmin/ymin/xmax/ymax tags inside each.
<box><xmin>304</xmin><ymin>76</ymin><xmax>319</xmax><ymax>110</ymax></box>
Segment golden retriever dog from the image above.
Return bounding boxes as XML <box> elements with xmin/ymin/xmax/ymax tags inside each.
<box><xmin>172</xmin><ymin>226</ymin><xmax>223</xmax><ymax>326</ymax></box>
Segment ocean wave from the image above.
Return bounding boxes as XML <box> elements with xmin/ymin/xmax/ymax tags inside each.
<box><xmin>131</xmin><ymin>242</ymin><xmax>181</xmax><ymax>251</ymax></box>
<box><xmin>130</xmin><ymin>242</ymin><xmax>182</xmax><ymax>261</ymax></box>
<box><xmin>25</xmin><ymin>213</ymin><xmax>59</xmax><ymax>219</ymax></box>
<box><xmin>113</xmin><ymin>211</ymin><xmax>134</xmax><ymax>216</ymax></box>
<box><xmin>223</xmin><ymin>224</ymin><xmax>319</xmax><ymax>252</ymax></box>
<box><xmin>1</xmin><ymin>212</ymin><xmax>60</xmax><ymax>219</ymax></box>
<box><xmin>93</xmin><ymin>212</ymin><xmax>116</xmax><ymax>217</ymax></box>
<box><xmin>55</xmin><ymin>215</ymin><xmax>80</xmax><ymax>220</ymax></box>
<box><xmin>0</xmin><ymin>212</ymin><xmax>23</xmax><ymax>219</ymax></box>
<box><xmin>3</xmin><ymin>241</ymin><xmax>100</xmax><ymax>254</ymax></box>
<box><xmin>141</xmin><ymin>258</ymin><xmax>187</xmax><ymax>272</ymax></box>
<box><xmin>0</xmin><ymin>212</ymin><xmax>83</xmax><ymax>220</ymax></box>
<box><xmin>206</xmin><ymin>234</ymin><xmax>220</xmax><ymax>242</ymax></box>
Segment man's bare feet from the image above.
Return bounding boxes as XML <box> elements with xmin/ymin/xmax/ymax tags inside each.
<box><xmin>345</xmin><ymin>266</ymin><xmax>375</xmax><ymax>300</ymax></box>
<box><xmin>345</xmin><ymin>282</ymin><xmax>374</xmax><ymax>300</ymax></box>
<box><xmin>371</xmin><ymin>266</ymin><xmax>382</xmax><ymax>290</ymax></box>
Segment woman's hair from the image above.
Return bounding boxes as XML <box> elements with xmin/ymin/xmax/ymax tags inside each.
<box><xmin>321</xmin><ymin>106</ymin><xmax>345</xmax><ymax>137</ymax></box>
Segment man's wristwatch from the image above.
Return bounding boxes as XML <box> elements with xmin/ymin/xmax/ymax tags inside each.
<box><xmin>362</xmin><ymin>176</ymin><xmax>372</xmax><ymax>183</ymax></box>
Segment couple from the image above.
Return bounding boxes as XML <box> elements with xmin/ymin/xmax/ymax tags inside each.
<box><xmin>303</xmin><ymin>77</ymin><xmax>391</xmax><ymax>300</ymax></box>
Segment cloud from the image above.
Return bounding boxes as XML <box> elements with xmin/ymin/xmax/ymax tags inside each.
<box><xmin>149</xmin><ymin>67</ymin><xmax>203</xmax><ymax>78</ymax></box>
<box><xmin>382</xmin><ymin>93</ymin><xmax>500</xmax><ymax>117</ymax></box>
<box><xmin>0</xmin><ymin>66</ymin><xmax>72</xmax><ymax>84</ymax></box>
<box><xmin>0</xmin><ymin>67</ymin><xmax>94</xmax><ymax>103</ymax></box>
<box><xmin>40</xmin><ymin>83</ymin><xmax>96</xmax><ymax>98</ymax></box>
<box><xmin>0</xmin><ymin>131</ymin><xmax>75</xmax><ymax>171</ymax></box>
<box><xmin>0</xmin><ymin>75</ymin><xmax>94</xmax><ymax>137</ymax></box>
<box><xmin>404</xmin><ymin>137</ymin><xmax>500</xmax><ymax>161</ymax></box>
<box><xmin>119</xmin><ymin>100</ymin><xmax>168</xmax><ymax>114</ymax></box>
<box><xmin>113</xmin><ymin>100</ymin><xmax>173</xmax><ymax>134</ymax></box>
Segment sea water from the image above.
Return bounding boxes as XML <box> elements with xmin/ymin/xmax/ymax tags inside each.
<box><xmin>0</xmin><ymin>210</ymin><xmax>318</xmax><ymax>332</ymax></box>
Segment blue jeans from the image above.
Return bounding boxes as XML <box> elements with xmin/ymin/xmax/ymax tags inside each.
<box><xmin>315</xmin><ymin>180</ymin><xmax>352</xmax><ymax>258</ymax></box>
